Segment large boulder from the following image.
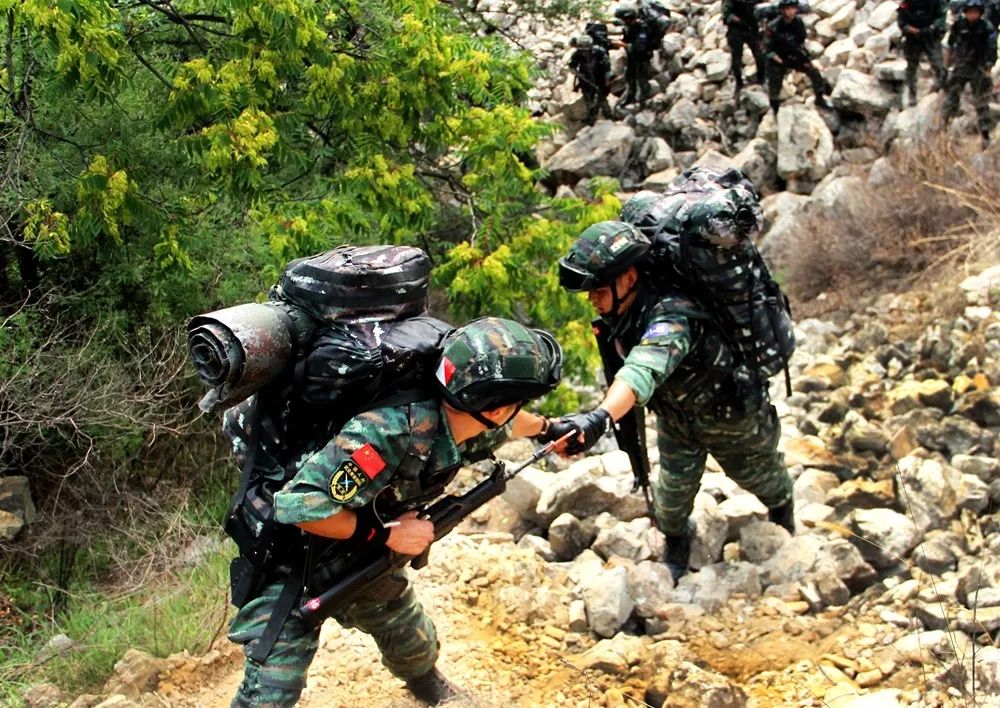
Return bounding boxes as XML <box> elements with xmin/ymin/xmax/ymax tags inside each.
<box><xmin>847</xmin><ymin>508</ymin><xmax>920</xmax><ymax>568</ymax></box>
<box><xmin>732</xmin><ymin>138</ymin><xmax>778</xmax><ymax>192</ymax></box>
<box><xmin>645</xmin><ymin>662</ymin><xmax>749</xmax><ymax>708</ymax></box>
<box><xmin>535</xmin><ymin>460</ymin><xmax>647</xmax><ymax>524</ymax></box>
<box><xmin>544</xmin><ymin>122</ymin><xmax>637</xmax><ymax>182</ymax></box>
<box><xmin>887</xmin><ymin>93</ymin><xmax>943</xmax><ymax>146</ymax></box>
<box><xmin>628</xmin><ymin>560</ymin><xmax>675</xmax><ymax>618</ymax></box>
<box><xmin>673</xmin><ymin>561</ymin><xmax>762</xmax><ymax>611</ymax></box>
<box><xmin>581</xmin><ymin>566</ymin><xmax>635</xmax><ymax>638</ymax></box>
<box><xmin>776</xmin><ymin>105</ymin><xmax>834</xmax><ymax>182</ymax></box>
<box><xmin>895</xmin><ymin>455</ymin><xmax>961</xmax><ymax>534</ymax></box>
<box><xmin>830</xmin><ymin>69</ymin><xmax>896</xmax><ymax>116</ymax></box>
<box><xmin>758</xmin><ymin>191</ymin><xmax>811</xmax><ymax>257</ymax></box>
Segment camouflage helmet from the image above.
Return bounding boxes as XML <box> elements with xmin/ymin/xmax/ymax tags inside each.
<box><xmin>614</xmin><ymin>1</ymin><xmax>640</xmax><ymax>19</ymax></box>
<box><xmin>436</xmin><ymin>317</ymin><xmax>563</xmax><ymax>415</ymax></box>
<box><xmin>576</xmin><ymin>34</ymin><xmax>595</xmax><ymax>50</ymax></box>
<box><xmin>779</xmin><ymin>0</ymin><xmax>799</xmax><ymax>7</ymax></box>
<box><xmin>963</xmin><ymin>0</ymin><xmax>985</xmax><ymax>9</ymax></box>
<box><xmin>558</xmin><ymin>221</ymin><xmax>651</xmax><ymax>292</ymax></box>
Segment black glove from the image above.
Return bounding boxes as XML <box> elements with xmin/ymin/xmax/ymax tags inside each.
<box><xmin>561</xmin><ymin>408</ymin><xmax>613</xmax><ymax>455</ymax></box>
<box><xmin>535</xmin><ymin>417</ymin><xmax>579</xmax><ymax>444</ymax></box>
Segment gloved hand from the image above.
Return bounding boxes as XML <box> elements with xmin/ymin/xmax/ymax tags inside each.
<box><xmin>561</xmin><ymin>408</ymin><xmax>613</xmax><ymax>455</ymax></box>
<box><xmin>535</xmin><ymin>417</ymin><xmax>580</xmax><ymax>444</ymax></box>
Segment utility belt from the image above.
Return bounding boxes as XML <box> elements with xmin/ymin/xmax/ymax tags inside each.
<box><xmin>653</xmin><ymin>371</ymin><xmax>766</xmax><ymax>428</ymax></box>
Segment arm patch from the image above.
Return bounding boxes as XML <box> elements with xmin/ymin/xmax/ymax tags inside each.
<box><xmin>352</xmin><ymin>443</ymin><xmax>387</xmax><ymax>479</ymax></box>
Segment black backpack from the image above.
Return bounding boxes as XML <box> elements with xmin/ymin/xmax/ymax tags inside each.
<box><xmin>188</xmin><ymin>246</ymin><xmax>453</xmax><ymax>609</ymax></box>
<box><xmin>621</xmin><ymin>167</ymin><xmax>796</xmax><ymax>393</ymax></box>
<box><xmin>586</xmin><ymin>21</ymin><xmax>611</xmax><ymax>50</ymax></box>
<box><xmin>639</xmin><ymin>0</ymin><xmax>671</xmax><ymax>47</ymax></box>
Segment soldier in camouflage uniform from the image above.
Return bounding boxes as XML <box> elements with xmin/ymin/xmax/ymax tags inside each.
<box><xmin>723</xmin><ymin>0</ymin><xmax>767</xmax><ymax>93</ymax></box>
<box><xmin>541</xmin><ymin>222</ymin><xmax>793</xmax><ymax>581</ymax></box>
<box><xmin>225</xmin><ymin>317</ymin><xmax>562</xmax><ymax>707</ymax></box>
<box><xmin>897</xmin><ymin>0</ymin><xmax>948</xmax><ymax>106</ymax></box>
<box><xmin>942</xmin><ymin>0</ymin><xmax>998</xmax><ymax>148</ymax></box>
<box><xmin>764</xmin><ymin>0</ymin><xmax>832</xmax><ymax>115</ymax></box>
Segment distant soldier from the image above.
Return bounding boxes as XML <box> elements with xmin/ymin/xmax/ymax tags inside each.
<box><xmin>614</xmin><ymin>1</ymin><xmax>655</xmax><ymax>105</ymax></box>
<box><xmin>764</xmin><ymin>0</ymin><xmax>832</xmax><ymax>115</ymax></box>
<box><xmin>724</xmin><ymin>0</ymin><xmax>767</xmax><ymax>93</ymax></box>
<box><xmin>570</xmin><ymin>34</ymin><xmax>612</xmax><ymax>124</ymax></box>
<box><xmin>942</xmin><ymin>0</ymin><xmax>998</xmax><ymax>148</ymax></box>
<box><xmin>898</xmin><ymin>0</ymin><xmax>948</xmax><ymax>106</ymax></box>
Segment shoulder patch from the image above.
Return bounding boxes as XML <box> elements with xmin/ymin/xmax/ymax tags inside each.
<box><xmin>642</xmin><ymin>322</ymin><xmax>684</xmax><ymax>342</ymax></box>
<box><xmin>352</xmin><ymin>443</ymin><xmax>387</xmax><ymax>480</ymax></box>
<box><xmin>330</xmin><ymin>460</ymin><xmax>368</xmax><ymax>503</ymax></box>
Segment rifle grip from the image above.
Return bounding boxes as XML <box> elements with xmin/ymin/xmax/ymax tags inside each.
<box><xmin>411</xmin><ymin>548</ymin><xmax>431</xmax><ymax>570</ymax></box>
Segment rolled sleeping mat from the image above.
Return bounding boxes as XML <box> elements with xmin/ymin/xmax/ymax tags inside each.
<box><xmin>187</xmin><ymin>302</ymin><xmax>306</xmax><ymax>411</ymax></box>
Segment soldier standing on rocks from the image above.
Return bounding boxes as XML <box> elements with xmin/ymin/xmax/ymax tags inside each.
<box><xmin>569</xmin><ymin>34</ymin><xmax>612</xmax><ymax>124</ymax></box>
<box><xmin>614</xmin><ymin>1</ymin><xmax>655</xmax><ymax>106</ymax></box>
<box><xmin>724</xmin><ymin>0</ymin><xmax>768</xmax><ymax>94</ymax></box>
<box><xmin>898</xmin><ymin>0</ymin><xmax>948</xmax><ymax>106</ymax></box>
<box><xmin>764</xmin><ymin>0</ymin><xmax>832</xmax><ymax>115</ymax></box>
<box><xmin>941</xmin><ymin>0</ymin><xmax>998</xmax><ymax>148</ymax></box>
<box><xmin>224</xmin><ymin>318</ymin><xmax>562</xmax><ymax>707</ymax></box>
<box><xmin>539</xmin><ymin>222</ymin><xmax>794</xmax><ymax>582</ymax></box>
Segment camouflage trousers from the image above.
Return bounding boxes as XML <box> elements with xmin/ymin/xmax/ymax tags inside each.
<box><xmin>727</xmin><ymin>28</ymin><xmax>766</xmax><ymax>87</ymax></box>
<box><xmin>228</xmin><ymin>569</ymin><xmax>438</xmax><ymax>707</ymax></box>
<box><xmin>651</xmin><ymin>401</ymin><xmax>792</xmax><ymax>537</ymax></box>
<box><xmin>902</xmin><ymin>34</ymin><xmax>945</xmax><ymax>97</ymax></box>
<box><xmin>767</xmin><ymin>58</ymin><xmax>829</xmax><ymax>105</ymax></box>
<box><xmin>942</xmin><ymin>69</ymin><xmax>995</xmax><ymax>134</ymax></box>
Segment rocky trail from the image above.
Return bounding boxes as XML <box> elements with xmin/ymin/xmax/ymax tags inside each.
<box><xmin>56</xmin><ymin>268</ymin><xmax>1000</xmax><ymax>707</ymax></box>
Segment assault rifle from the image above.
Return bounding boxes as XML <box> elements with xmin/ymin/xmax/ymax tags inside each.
<box><xmin>298</xmin><ymin>432</ymin><xmax>572</xmax><ymax>627</ymax></box>
<box><xmin>591</xmin><ymin>319</ymin><xmax>655</xmax><ymax>521</ymax></box>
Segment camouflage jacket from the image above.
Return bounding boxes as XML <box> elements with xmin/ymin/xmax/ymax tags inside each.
<box><xmin>224</xmin><ymin>399</ymin><xmax>510</xmax><ymax>526</ymax></box>
<box><xmin>947</xmin><ymin>16</ymin><xmax>998</xmax><ymax>73</ymax></box>
<box><xmin>897</xmin><ymin>0</ymin><xmax>947</xmax><ymax>34</ymax></box>
<box><xmin>764</xmin><ymin>16</ymin><xmax>811</xmax><ymax>64</ymax></box>
<box><xmin>723</xmin><ymin>0</ymin><xmax>762</xmax><ymax>33</ymax></box>
<box><xmin>608</xmin><ymin>284</ymin><xmax>764</xmax><ymax>420</ymax></box>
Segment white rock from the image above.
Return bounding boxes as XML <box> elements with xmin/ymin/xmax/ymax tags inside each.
<box><xmin>824</xmin><ymin>37</ymin><xmax>857</xmax><ymax>65</ymax></box>
<box><xmin>893</xmin><ymin>629</ymin><xmax>972</xmax><ymax>664</ymax></box>
<box><xmin>867</xmin><ymin>1</ymin><xmax>898</xmax><ymax>30</ymax></box>
<box><xmin>793</xmin><ymin>469</ymin><xmax>841</xmax><ymax>506</ymax></box>
<box><xmin>544</xmin><ymin>122</ymin><xmax>637</xmax><ymax>180</ymax></box>
<box><xmin>628</xmin><ymin>560</ymin><xmax>676</xmax><ymax>618</ymax></box>
<box><xmin>593</xmin><ymin>518</ymin><xmax>656</xmax><ymax>562</ymax></box>
<box><xmin>776</xmin><ymin>104</ymin><xmax>834</xmax><ymax>181</ymax></box>
<box><xmin>895</xmin><ymin>455</ymin><xmax>961</xmax><ymax>534</ymax></box>
<box><xmin>848</xmin><ymin>508</ymin><xmax>920</xmax><ymax>568</ymax></box>
<box><xmin>830</xmin><ymin>68</ymin><xmax>895</xmax><ymax>115</ymax></box>
<box><xmin>502</xmin><ymin>467</ymin><xmax>553</xmax><ymax>525</ymax></box>
<box><xmin>581</xmin><ymin>566</ymin><xmax>634</xmax><ymax>638</ymax></box>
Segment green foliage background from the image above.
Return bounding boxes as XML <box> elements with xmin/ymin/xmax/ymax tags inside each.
<box><xmin>0</xmin><ymin>0</ymin><xmax>614</xmax><ymax>693</ymax></box>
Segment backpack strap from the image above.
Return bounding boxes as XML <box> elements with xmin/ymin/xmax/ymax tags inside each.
<box><xmin>248</xmin><ymin>565</ymin><xmax>304</xmax><ymax>664</ymax></box>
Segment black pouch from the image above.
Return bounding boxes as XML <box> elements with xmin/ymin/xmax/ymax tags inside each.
<box><xmin>230</xmin><ymin>556</ymin><xmax>259</xmax><ymax>608</ymax></box>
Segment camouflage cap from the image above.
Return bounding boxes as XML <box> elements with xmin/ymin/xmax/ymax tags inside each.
<box><xmin>436</xmin><ymin>317</ymin><xmax>563</xmax><ymax>413</ymax></box>
<box><xmin>558</xmin><ymin>221</ymin><xmax>651</xmax><ymax>291</ymax></box>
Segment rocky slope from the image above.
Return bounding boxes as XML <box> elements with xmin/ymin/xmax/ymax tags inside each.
<box><xmin>36</xmin><ymin>263</ymin><xmax>1000</xmax><ymax>708</ymax></box>
<box><xmin>25</xmin><ymin>2</ymin><xmax>1000</xmax><ymax>706</ymax></box>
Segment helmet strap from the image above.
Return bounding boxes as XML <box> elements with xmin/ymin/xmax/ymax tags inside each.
<box><xmin>610</xmin><ymin>272</ymin><xmax>639</xmax><ymax>318</ymax></box>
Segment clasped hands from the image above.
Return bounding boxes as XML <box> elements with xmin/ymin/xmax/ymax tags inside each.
<box><xmin>537</xmin><ymin>408</ymin><xmax>613</xmax><ymax>455</ymax></box>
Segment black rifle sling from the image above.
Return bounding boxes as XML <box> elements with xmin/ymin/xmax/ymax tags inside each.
<box><xmin>227</xmin><ymin>394</ymin><xmax>264</xmax><ymax>548</ymax></box>
<box><xmin>592</xmin><ymin>319</ymin><xmax>654</xmax><ymax>517</ymax></box>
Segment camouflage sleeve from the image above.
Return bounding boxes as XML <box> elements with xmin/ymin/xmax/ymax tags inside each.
<box><xmin>273</xmin><ymin>406</ymin><xmax>412</xmax><ymax>524</ymax></box>
<box><xmin>614</xmin><ymin>311</ymin><xmax>693</xmax><ymax>407</ymax></box>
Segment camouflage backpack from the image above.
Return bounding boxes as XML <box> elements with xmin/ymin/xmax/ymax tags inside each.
<box><xmin>187</xmin><ymin>246</ymin><xmax>453</xmax><ymax>602</ymax></box>
<box><xmin>621</xmin><ymin>167</ymin><xmax>796</xmax><ymax>392</ymax></box>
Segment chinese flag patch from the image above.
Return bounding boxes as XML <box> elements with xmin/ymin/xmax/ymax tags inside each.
<box><xmin>436</xmin><ymin>356</ymin><xmax>456</xmax><ymax>385</ymax></box>
<box><xmin>351</xmin><ymin>443</ymin><xmax>387</xmax><ymax>480</ymax></box>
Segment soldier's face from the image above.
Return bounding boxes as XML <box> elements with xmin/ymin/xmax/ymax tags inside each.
<box><xmin>586</xmin><ymin>269</ymin><xmax>638</xmax><ymax>316</ymax></box>
<box><xmin>782</xmin><ymin>6</ymin><xmax>798</xmax><ymax>19</ymax></box>
<box><xmin>964</xmin><ymin>7</ymin><xmax>982</xmax><ymax>21</ymax></box>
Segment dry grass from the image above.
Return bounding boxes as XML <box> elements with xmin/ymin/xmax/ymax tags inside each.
<box><xmin>781</xmin><ymin>138</ymin><xmax>1000</xmax><ymax>311</ymax></box>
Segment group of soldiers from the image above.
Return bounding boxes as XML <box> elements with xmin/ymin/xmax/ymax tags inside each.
<box><xmin>223</xmin><ymin>201</ymin><xmax>795</xmax><ymax>705</ymax></box>
<box><xmin>569</xmin><ymin>0</ymin><xmax>998</xmax><ymax>146</ymax></box>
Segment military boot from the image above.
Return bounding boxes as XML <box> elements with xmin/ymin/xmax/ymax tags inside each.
<box><xmin>405</xmin><ymin>667</ymin><xmax>459</xmax><ymax>705</ymax></box>
<box><xmin>664</xmin><ymin>522</ymin><xmax>693</xmax><ymax>582</ymax></box>
<box><xmin>982</xmin><ymin>130</ymin><xmax>991</xmax><ymax>150</ymax></box>
<box><xmin>768</xmin><ymin>501</ymin><xmax>795</xmax><ymax>534</ymax></box>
